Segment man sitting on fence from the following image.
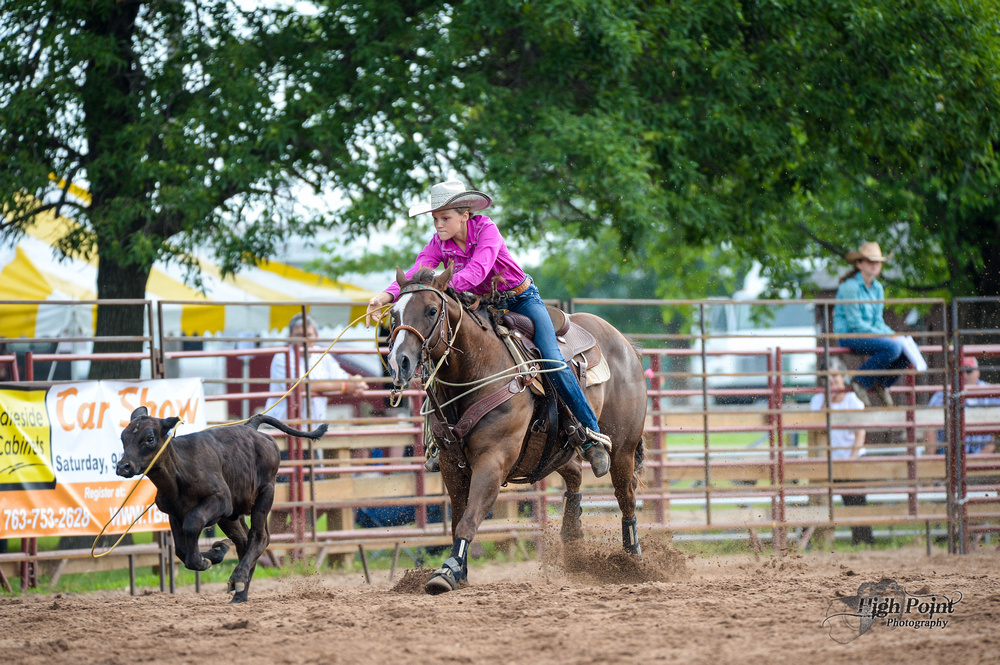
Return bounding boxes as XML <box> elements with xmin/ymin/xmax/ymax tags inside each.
<box><xmin>925</xmin><ymin>356</ymin><xmax>1000</xmax><ymax>456</ymax></box>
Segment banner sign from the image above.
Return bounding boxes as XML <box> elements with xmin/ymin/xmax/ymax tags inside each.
<box><xmin>0</xmin><ymin>379</ymin><xmax>206</xmax><ymax>538</ymax></box>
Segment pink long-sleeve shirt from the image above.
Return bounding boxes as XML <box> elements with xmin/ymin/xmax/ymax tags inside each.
<box><xmin>384</xmin><ymin>215</ymin><xmax>527</xmax><ymax>300</ymax></box>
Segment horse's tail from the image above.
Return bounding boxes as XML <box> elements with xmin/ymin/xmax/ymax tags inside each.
<box><xmin>628</xmin><ymin>337</ymin><xmax>646</xmax><ymax>475</ymax></box>
<box><xmin>628</xmin><ymin>338</ymin><xmax>644</xmax><ymax>364</ymax></box>
<box><xmin>634</xmin><ymin>431</ymin><xmax>646</xmax><ymax>474</ymax></box>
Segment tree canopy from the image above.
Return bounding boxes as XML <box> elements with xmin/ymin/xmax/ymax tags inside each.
<box><xmin>1</xmin><ymin>0</ymin><xmax>414</xmax><ymax>373</ymax></box>
<box><xmin>320</xmin><ymin>0</ymin><xmax>1000</xmax><ymax>304</ymax></box>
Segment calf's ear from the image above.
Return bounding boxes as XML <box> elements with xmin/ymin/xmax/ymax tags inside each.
<box><xmin>159</xmin><ymin>417</ymin><xmax>182</xmax><ymax>436</ymax></box>
<box><xmin>131</xmin><ymin>407</ymin><xmax>149</xmax><ymax>421</ymax></box>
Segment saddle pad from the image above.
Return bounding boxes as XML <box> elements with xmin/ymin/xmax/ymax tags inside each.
<box><xmin>587</xmin><ymin>352</ymin><xmax>611</xmax><ymax>385</ymax></box>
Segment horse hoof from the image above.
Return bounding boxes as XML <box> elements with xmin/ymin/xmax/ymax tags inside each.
<box><xmin>205</xmin><ymin>540</ymin><xmax>232</xmax><ymax>565</ymax></box>
<box><xmin>424</xmin><ymin>569</ymin><xmax>458</xmax><ymax>595</ymax></box>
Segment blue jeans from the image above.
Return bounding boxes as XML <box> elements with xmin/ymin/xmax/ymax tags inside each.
<box><xmin>497</xmin><ymin>281</ymin><xmax>600</xmax><ymax>432</ymax></box>
<box><xmin>837</xmin><ymin>336</ymin><xmax>909</xmax><ymax>389</ymax></box>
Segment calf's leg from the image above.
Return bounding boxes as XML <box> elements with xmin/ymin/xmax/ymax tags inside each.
<box><xmin>219</xmin><ymin>516</ymin><xmax>253</xmax><ymax>603</ymax></box>
<box><xmin>168</xmin><ymin>514</ymin><xmax>231</xmax><ymax>569</ymax></box>
<box><xmin>226</xmin><ymin>484</ymin><xmax>274</xmax><ymax>603</ymax></box>
<box><xmin>178</xmin><ymin>495</ymin><xmax>232</xmax><ymax>571</ymax></box>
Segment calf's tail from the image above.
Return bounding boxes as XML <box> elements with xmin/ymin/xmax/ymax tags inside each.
<box><xmin>250</xmin><ymin>414</ymin><xmax>328</xmax><ymax>439</ymax></box>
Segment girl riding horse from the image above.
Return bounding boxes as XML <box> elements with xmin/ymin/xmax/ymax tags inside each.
<box><xmin>379</xmin><ymin>263</ymin><xmax>647</xmax><ymax>594</ymax></box>
<box><xmin>364</xmin><ymin>180</ymin><xmax>612</xmax><ymax>476</ymax></box>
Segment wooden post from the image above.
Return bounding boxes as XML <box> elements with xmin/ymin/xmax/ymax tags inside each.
<box><xmin>357</xmin><ymin>545</ymin><xmax>371</xmax><ymax>584</ymax></box>
<box><xmin>808</xmin><ymin>429</ymin><xmax>834</xmax><ymax>548</ymax></box>
<box><xmin>0</xmin><ymin>563</ymin><xmax>12</xmax><ymax>593</ymax></box>
<box><xmin>129</xmin><ymin>554</ymin><xmax>136</xmax><ymax>596</ymax></box>
<box><xmin>324</xmin><ymin>448</ymin><xmax>354</xmax><ymax>568</ymax></box>
<box><xmin>390</xmin><ymin>543</ymin><xmax>401</xmax><ymax>582</ymax></box>
<box><xmin>47</xmin><ymin>559</ymin><xmax>68</xmax><ymax>590</ymax></box>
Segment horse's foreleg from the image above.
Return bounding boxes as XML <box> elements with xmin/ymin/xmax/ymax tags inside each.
<box><xmin>556</xmin><ymin>459</ymin><xmax>584</xmax><ymax>542</ymax></box>
<box><xmin>426</xmin><ymin>454</ymin><xmax>506</xmax><ymax>595</ymax></box>
<box><xmin>610</xmin><ymin>439</ymin><xmax>642</xmax><ymax>559</ymax></box>
<box><xmin>439</xmin><ymin>451</ymin><xmax>470</xmax><ymax>538</ymax></box>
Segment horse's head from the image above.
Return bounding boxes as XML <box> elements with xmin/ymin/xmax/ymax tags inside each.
<box><xmin>386</xmin><ymin>263</ymin><xmax>455</xmax><ymax>387</ymax></box>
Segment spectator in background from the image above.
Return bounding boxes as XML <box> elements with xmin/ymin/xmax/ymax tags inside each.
<box><xmin>811</xmin><ymin>357</ymin><xmax>875</xmax><ymax>546</ymax></box>
<box><xmin>265</xmin><ymin>312</ymin><xmax>368</xmax><ymax>423</ymax></box>
<box><xmin>926</xmin><ymin>356</ymin><xmax>1000</xmax><ymax>456</ymax></box>
<box><xmin>265</xmin><ymin>313</ymin><xmax>369</xmax><ymax>536</ymax></box>
<box><xmin>833</xmin><ymin>241</ymin><xmax>911</xmax><ymax>407</ymax></box>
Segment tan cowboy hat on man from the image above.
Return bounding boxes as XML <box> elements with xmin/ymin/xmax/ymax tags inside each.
<box><xmin>845</xmin><ymin>241</ymin><xmax>892</xmax><ymax>263</ymax></box>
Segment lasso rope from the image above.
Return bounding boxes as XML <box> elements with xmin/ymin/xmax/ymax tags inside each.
<box><xmin>366</xmin><ymin>296</ymin><xmax>570</xmax><ymax>414</ymax></box>
<box><xmin>90</xmin><ymin>418</ymin><xmax>183</xmax><ymax>558</ymax></box>
<box><xmin>422</xmin><ymin>358</ymin><xmax>569</xmax><ymax>414</ymax></box>
<box><xmin>91</xmin><ymin>311</ymin><xmax>373</xmax><ymax>558</ymax></box>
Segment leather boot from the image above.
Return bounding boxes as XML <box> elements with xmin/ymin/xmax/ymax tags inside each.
<box><xmin>581</xmin><ymin>428</ymin><xmax>612</xmax><ymax>477</ymax></box>
<box><xmin>581</xmin><ymin>443</ymin><xmax>610</xmax><ymax>477</ymax></box>
<box><xmin>850</xmin><ymin>381</ymin><xmax>871</xmax><ymax>407</ymax></box>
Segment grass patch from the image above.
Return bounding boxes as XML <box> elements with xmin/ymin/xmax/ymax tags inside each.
<box><xmin>663</xmin><ymin>431</ymin><xmax>805</xmax><ymax>453</ymax></box>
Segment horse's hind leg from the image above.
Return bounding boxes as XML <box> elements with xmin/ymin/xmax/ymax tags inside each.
<box><xmin>610</xmin><ymin>438</ymin><xmax>642</xmax><ymax>559</ymax></box>
<box><xmin>555</xmin><ymin>458</ymin><xmax>584</xmax><ymax>542</ymax></box>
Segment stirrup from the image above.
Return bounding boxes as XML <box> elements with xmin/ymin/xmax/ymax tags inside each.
<box><xmin>584</xmin><ymin>427</ymin><xmax>612</xmax><ymax>452</ymax></box>
<box><xmin>424</xmin><ymin>443</ymin><xmax>440</xmax><ymax>472</ymax></box>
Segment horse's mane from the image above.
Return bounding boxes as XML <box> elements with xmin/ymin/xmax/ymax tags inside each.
<box><xmin>409</xmin><ymin>267</ymin><xmax>437</xmax><ymax>285</ymax></box>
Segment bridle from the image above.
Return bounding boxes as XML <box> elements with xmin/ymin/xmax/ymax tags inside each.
<box><xmin>388</xmin><ymin>283</ymin><xmax>464</xmax><ymax>400</ymax></box>
<box><xmin>389</xmin><ymin>284</ymin><xmax>457</xmax><ymax>356</ymax></box>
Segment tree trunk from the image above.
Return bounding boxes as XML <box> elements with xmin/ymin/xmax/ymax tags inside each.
<box><xmin>89</xmin><ymin>256</ymin><xmax>153</xmax><ymax>380</ymax></box>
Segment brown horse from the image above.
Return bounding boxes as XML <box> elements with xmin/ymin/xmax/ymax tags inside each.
<box><xmin>387</xmin><ymin>265</ymin><xmax>647</xmax><ymax>594</ymax></box>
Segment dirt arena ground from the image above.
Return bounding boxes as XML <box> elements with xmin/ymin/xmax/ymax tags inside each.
<box><xmin>1</xmin><ymin>536</ymin><xmax>997</xmax><ymax>665</ymax></box>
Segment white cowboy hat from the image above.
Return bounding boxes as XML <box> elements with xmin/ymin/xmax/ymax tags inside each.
<box><xmin>844</xmin><ymin>241</ymin><xmax>892</xmax><ymax>263</ymax></box>
<box><xmin>407</xmin><ymin>180</ymin><xmax>493</xmax><ymax>217</ymax></box>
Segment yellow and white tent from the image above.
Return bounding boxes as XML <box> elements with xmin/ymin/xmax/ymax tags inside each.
<box><xmin>1</xmin><ymin>203</ymin><xmax>374</xmax><ymax>338</ymax></box>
